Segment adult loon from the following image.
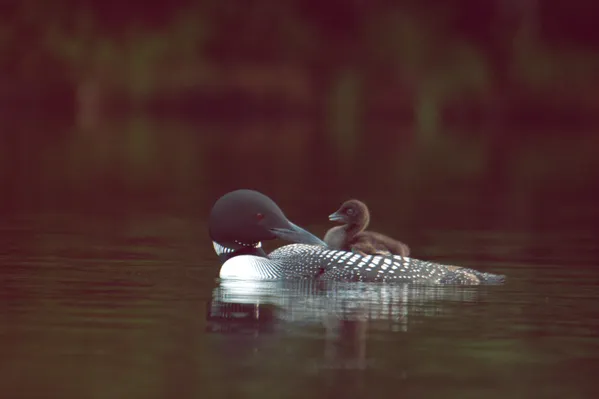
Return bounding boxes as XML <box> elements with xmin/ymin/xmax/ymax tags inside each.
<box><xmin>209</xmin><ymin>189</ymin><xmax>506</xmax><ymax>285</ymax></box>
<box><xmin>324</xmin><ymin>199</ymin><xmax>411</xmax><ymax>257</ymax></box>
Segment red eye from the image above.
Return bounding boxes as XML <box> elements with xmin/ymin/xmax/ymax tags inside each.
<box><xmin>255</xmin><ymin>213</ymin><xmax>264</xmax><ymax>221</ymax></box>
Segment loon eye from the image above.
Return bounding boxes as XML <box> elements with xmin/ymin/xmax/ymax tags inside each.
<box><xmin>255</xmin><ymin>213</ymin><xmax>265</xmax><ymax>221</ymax></box>
<box><xmin>346</xmin><ymin>208</ymin><xmax>354</xmax><ymax>216</ymax></box>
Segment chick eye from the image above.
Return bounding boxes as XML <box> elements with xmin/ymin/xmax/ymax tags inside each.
<box><xmin>346</xmin><ymin>208</ymin><xmax>354</xmax><ymax>216</ymax></box>
<box><xmin>255</xmin><ymin>213</ymin><xmax>265</xmax><ymax>221</ymax></box>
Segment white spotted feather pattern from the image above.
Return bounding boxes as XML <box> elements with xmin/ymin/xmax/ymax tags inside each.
<box><xmin>217</xmin><ymin>243</ymin><xmax>505</xmax><ymax>285</ymax></box>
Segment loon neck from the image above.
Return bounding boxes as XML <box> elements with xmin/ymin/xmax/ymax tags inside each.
<box><xmin>344</xmin><ymin>222</ymin><xmax>365</xmax><ymax>240</ymax></box>
<box><xmin>212</xmin><ymin>241</ymin><xmax>266</xmax><ymax>263</ymax></box>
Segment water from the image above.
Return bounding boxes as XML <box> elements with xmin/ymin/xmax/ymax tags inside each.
<box><xmin>1</xmin><ymin>117</ymin><xmax>599</xmax><ymax>398</ymax></box>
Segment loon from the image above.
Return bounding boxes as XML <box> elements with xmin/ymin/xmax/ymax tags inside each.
<box><xmin>324</xmin><ymin>199</ymin><xmax>411</xmax><ymax>257</ymax></box>
<box><xmin>209</xmin><ymin>189</ymin><xmax>506</xmax><ymax>285</ymax></box>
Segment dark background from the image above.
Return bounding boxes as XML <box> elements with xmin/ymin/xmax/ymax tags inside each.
<box><xmin>2</xmin><ymin>1</ymin><xmax>598</xmax><ymax>123</ymax></box>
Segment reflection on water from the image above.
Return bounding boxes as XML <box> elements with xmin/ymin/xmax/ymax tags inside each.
<box><xmin>208</xmin><ymin>280</ymin><xmax>485</xmax><ymax>370</ymax></box>
<box><xmin>209</xmin><ymin>280</ymin><xmax>482</xmax><ymax>331</ymax></box>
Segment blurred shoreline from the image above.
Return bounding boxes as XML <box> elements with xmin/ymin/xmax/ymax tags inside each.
<box><xmin>1</xmin><ymin>2</ymin><xmax>598</xmax><ymax>129</ymax></box>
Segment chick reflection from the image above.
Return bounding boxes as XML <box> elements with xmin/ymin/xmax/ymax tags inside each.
<box><xmin>322</xmin><ymin>309</ymin><xmax>369</xmax><ymax>370</ymax></box>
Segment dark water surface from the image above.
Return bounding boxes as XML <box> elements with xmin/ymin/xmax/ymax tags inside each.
<box><xmin>1</xmin><ymin>117</ymin><xmax>599</xmax><ymax>398</ymax></box>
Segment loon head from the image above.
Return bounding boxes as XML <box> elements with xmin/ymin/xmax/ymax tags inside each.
<box><xmin>329</xmin><ymin>199</ymin><xmax>370</xmax><ymax>230</ymax></box>
<box><xmin>209</xmin><ymin>189</ymin><xmax>327</xmax><ymax>252</ymax></box>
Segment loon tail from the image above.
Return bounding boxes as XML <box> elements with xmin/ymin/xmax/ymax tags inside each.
<box><xmin>439</xmin><ymin>265</ymin><xmax>506</xmax><ymax>285</ymax></box>
<box><xmin>476</xmin><ymin>271</ymin><xmax>506</xmax><ymax>285</ymax></box>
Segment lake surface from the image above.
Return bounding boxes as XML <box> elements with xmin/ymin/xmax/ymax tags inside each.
<box><xmin>1</xmin><ymin>117</ymin><xmax>598</xmax><ymax>398</ymax></box>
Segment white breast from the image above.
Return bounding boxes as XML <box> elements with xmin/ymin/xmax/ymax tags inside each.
<box><xmin>219</xmin><ymin>255</ymin><xmax>281</xmax><ymax>280</ymax></box>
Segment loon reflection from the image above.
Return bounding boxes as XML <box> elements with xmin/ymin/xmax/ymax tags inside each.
<box><xmin>206</xmin><ymin>280</ymin><xmax>483</xmax><ymax>370</ymax></box>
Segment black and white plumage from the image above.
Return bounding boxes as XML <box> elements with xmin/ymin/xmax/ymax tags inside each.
<box><xmin>269</xmin><ymin>245</ymin><xmax>503</xmax><ymax>285</ymax></box>
<box><xmin>209</xmin><ymin>190</ymin><xmax>505</xmax><ymax>285</ymax></box>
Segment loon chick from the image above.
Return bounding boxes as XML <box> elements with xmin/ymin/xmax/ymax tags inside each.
<box><xmin>324</xmin><ymin>199</ymin><xmax>410</xmax><ymax>257</ymax></box>
<box><xmin>209</xmin><ymin>189</ymin><xmax>506</xmax><ymax>285</ymax></box>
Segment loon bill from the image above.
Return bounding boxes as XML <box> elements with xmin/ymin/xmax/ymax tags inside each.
<box><xmin>209</xmin><ymin>189</ymin><xmax>506</xmax><ymax>285</ymax></box>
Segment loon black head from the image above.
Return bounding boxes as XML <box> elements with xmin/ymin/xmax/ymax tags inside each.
<box><xmin>329</xmin><ymin>199</ymin><xmax>370</xmax><ymax>231</ymax></box>
<box><xmin>209</xmin><ymin>189</ymin><xmax>326</xmax><ymax>256</ymax></box>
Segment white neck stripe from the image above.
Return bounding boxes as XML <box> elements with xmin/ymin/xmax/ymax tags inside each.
<box><xmin>212</xmin><ymin>241</ymin><xmax>262</xmax><ymax>256</ymax></box>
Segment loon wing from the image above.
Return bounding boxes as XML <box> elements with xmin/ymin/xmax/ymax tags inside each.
<box><xmin>268</xmin><ymin>244</ymin><xmax>505</xmax><ymax>285</ymax></box>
